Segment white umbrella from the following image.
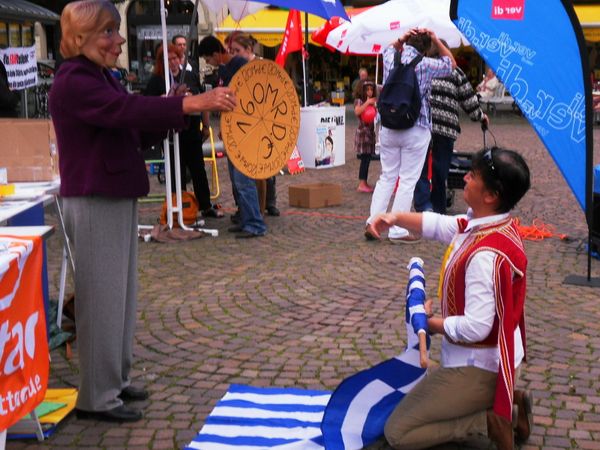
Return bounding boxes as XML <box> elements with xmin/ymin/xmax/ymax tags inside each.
<box><xmin>201</xmin><ymin>0</ymin><xmax>267</xmax><ymax>22</ymax></box>
<box><xmin>326</xmin><ymin>0</ymin><xmax>468</xmax><ymax>55</ymax></box>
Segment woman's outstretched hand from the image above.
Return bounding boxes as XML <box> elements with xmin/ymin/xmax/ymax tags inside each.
<box><xmin>369</xmin><ymin>213</ymin><xmax>397</xmax><ymax>239</ymax></box>
<box><xmin>183</xmin><ymin>87</ymin><xmax>237</xmax><ymax>114</ymax></box>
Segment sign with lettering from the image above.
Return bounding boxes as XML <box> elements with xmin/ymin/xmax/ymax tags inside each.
<box><xmin>0</xmin><ymin>46</ymin><xmax>38</xmax><ymax>91</ymax></box>
<box><xmin>136</xmin><ymin>25</ymin><xmax>190</xmax><ymax>41</ymax></box>
<box><xmin>0</xmin><ymin>235</ymin><xmax>49</xmax><ymax>430</ymax></box>
<box><xmin>221</xmin><ymin>59</ymin><xmax>301</xmax><ymax>180</ymax></box>
<box><xmin>452</xmin><ymin>0</ymin><xmax>588</xmax><ymax>211</ymax></box>
<box><xmin>491</xmin><ymin>0</ymin><xmax>525</xmax><ymax>20</ymax></box>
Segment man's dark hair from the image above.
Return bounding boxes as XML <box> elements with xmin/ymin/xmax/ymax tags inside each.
<box><xmin>472</xmin><ymin>147</ymin><xmax>531</xmax><ymax>213</ymax></box>
<box><xmin>197</xmin><ymin>35</ymin><xmax>226</xmax><ymax>57</ymax></box>
<box><xmin>172</xmin><ymin>34</ymin><xmax>186</xmax><ymax>44</ymax></box>
<box><xmin>406</xmin><ymin>33</ymin><xmax>432</xmax><ymax>55</ymax></box>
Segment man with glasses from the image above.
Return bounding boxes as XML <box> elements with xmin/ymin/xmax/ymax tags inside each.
<box><xmin>369</xmin><ymin>147</ymin><xmax>532</xmax><ymax>450</ymax></box>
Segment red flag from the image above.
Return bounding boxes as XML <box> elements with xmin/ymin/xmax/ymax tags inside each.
<box><xmin>275</xmin><ymin>9</ymin><xmax>303</xmax><ymax>67</ymax></box>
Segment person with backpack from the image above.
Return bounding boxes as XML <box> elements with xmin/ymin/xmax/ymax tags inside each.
<box><xmin>364</xmin><ymin>28</ymin><xmax>455</xmax><ymax>244</ymax></box>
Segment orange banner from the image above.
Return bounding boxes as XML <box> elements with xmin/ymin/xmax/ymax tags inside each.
<box><xmin>0</xmin><ymin>235</ymin><xmax>49</xmax><ymax>431</ymax></box>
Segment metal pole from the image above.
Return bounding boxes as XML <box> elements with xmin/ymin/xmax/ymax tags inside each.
<box><xmin>158</xmin><ymin>0</ymin><xmax>217</xmax><ymax>235</ymax></box>
<box><xmin>179</xmin><ymin>0</ymin><xmax>200</xmax><ymax>85</ymax></box>
<box><xmin>23</xmin><ymin>90</ymin><xmax>28</xmax><ymax>118</ymax></box>
<box><xmin>301</xmin><ymin>49</ymin><xmax>308</xmax><ymax>107</ymax></box>
<box><xmin>159</xmin><ymin>0</ymin><xmax>177</xmax><ymax>229</ymax></box>
<box><xmin>304</xmin><ymin>12</ymin><xmax>309</xmax><ymax>107</ymax></box>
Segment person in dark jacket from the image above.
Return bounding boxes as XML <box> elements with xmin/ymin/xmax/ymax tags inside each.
<box><xmin>143</xmin><ymin>43</ymin><xmax>222</xmax><ymax>218</ymax></box>
<box><xmin>0</xmin><ymin>59</ymin><xmax>20</xmax><ymax>117</ymax></box>
<box><xmin>49</xmin><ymin>0</ymin><xmax>235</xmax><ymax>423</ymax></box>
<box><xmin>198</xmin><ymin>35</ymin><xmax>267</xmax><ymax>238</ymax></box>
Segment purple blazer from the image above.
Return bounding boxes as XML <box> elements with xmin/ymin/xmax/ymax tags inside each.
<box><xmin>49</xmin><ymin>55</ymin><xmax>186</xmax><ymax>198</ymax></box>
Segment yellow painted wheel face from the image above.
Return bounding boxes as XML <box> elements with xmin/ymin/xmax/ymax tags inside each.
<box><xmin>221</xmin><ymin>59</ymin><xmax>300</xmax><ymax>179</ymax></box>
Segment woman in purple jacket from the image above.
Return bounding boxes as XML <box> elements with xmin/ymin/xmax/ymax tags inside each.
<box><xmin>48</xmin><ymin>0</ymin><xmax>236</xmax><ymax>423</ymax></box>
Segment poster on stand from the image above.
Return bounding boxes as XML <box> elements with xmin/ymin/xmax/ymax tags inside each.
<box><xmin>298</xmin><ymin>106</ymin><xmax>346</xmax><ymax>169</ymax></box>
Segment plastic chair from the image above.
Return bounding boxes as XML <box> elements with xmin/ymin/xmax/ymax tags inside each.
<box><xmin>480</xmin><ymin>84</ymin><xmax>514</xmax><ymax>115</ymax></box>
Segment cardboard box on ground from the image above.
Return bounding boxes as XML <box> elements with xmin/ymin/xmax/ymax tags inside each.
<box><xmin>289</xmin><ymin>183</ymin><xmax>342</xmax><ymax>208</ymax></box>
<box><xmin>1</xmin><ymin>119</ymin><xmax>59</xmax><ymax>183</ymax></box>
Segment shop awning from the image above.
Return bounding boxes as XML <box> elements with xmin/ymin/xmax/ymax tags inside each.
<box><xmin>575</xmin><ymin>4</ymin><xmax>600</xmax><ymax>42</ymax></box>
<box><xmin>0</xmin><ymin>0</ymin><xmax>59</xmax><ymax>24</ymax></box>
<box><xmin>215</xmin><ymin>8</ymin><xmax>327</xmax><ymax>47</ymax></box>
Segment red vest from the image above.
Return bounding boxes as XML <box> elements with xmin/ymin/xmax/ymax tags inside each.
<box><xmin>441</xmin><ymin>217</ymin><xmax>527</xmax><ymax>422</ymax></box>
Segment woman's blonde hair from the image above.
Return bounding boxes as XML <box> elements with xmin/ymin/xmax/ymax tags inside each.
<box><xmin>60</xmin><ymin>0</ymin><xmax>120</xmax><ymax>59</ymax></box>
<box><xmin>225</xmin><ymin>31</ymin><xmax>257</xmax><ymax>53</ymax></box>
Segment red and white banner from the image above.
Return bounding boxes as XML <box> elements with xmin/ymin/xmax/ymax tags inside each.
<box><xmin>0</xmin><ymin>235</ymin><xmax>48</xmax><ymax>431</ymax></box>
<box><xmin>286</xmin><ymin>145</ymin><xmax>305</xmax><ymax>175</ymax></box>
<box><xmin>275</xmin><ymin>9</ymin><xmax>303</xmax><ymax>67</ymax></box>
<box><xmin>0</xmin><ymin>46</ymin><xmax>38</xmax><ymax>91</ymax></box>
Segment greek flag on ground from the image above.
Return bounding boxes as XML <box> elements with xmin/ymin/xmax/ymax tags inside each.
<box><xmin>186</xmin><ymin>258</ymin><xmax>429</xmax><ymax>450</ymax></box>
<box><xmin>185</xmin><ymin>384</ymin><xmax>330</xmax><ymax>449</ymax></box>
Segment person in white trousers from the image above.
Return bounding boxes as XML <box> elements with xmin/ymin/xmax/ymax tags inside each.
<box><xmin>365</xmin><ymin>28</ymin><xmax>455</xmax><ymax>243</ymax></box>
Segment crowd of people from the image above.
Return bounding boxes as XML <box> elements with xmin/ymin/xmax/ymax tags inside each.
<box><xmin>45</xmin><ymin>1</ymin><xmax>533</xmax><ymax>449</ymax></box>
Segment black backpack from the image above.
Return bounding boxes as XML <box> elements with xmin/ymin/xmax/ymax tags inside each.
<box><xmin>379</xmin><ymin>52</ymin><xmax>423</xmax><ymax>130</ymax></box>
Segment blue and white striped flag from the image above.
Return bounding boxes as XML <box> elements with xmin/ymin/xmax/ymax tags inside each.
<box><xmin>320</xmin><ymin>257</ymin><xmax>429</xmax><ymax>449</ymax></box>
<box><xmin>186</xmin><ymin>384</ymin><xmax>330</xmax><ymax>449</ymax></box>
<box><xmin>187</xmin><ymin>258</ymin><xmax>429</xmax><ymax>450</ymax></box>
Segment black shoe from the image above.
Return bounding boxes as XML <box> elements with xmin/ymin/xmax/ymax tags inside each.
<box><xmin>364</xmin><ymin>224</ymin><xmax>379</xmax><ymax>241</ymax></box>
<box><xmin>119</xmin><ymin>385</ymin><xmax>149</xmax><ymax>402</ymax></box>
<box><xmin>75</xmin><ymin>405</ymin><xmax>143</xmax><ymax>422</ymax></box>
<box><xmin>266</xmin><ymin>206</ymin><xmax>280</xmax><ymax>216</ymax></box>
<box><xmin>201</xmin><ymin>207</ymin><xmax>224</xmax><ymax>218</ymax></box>
<box><xmin>235</xmin><ymin>230</ymin><xmax>264</xmax><ymax>239</ymax></box>
<box><xmin>228</xmin><ymin>225</ymin><xmax>243</xmax><ymax>233</ymax></box>
<box><xmin>230</xmin><ymin>210</ymin><xmax>241</xmax><ymax>224</ymax></box>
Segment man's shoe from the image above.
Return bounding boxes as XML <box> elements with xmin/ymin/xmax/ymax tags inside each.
<box><xmin>228</xmin><ymin>225</ymin><xmax>243</xmax><ymax>233</ymax></box>
<box><xmin>514</xmin><ymin>390</ymin><xmax>533</xmax><ymax>443</ymax></box>
<box><xmin>119</xmin><ymin>385</ymin><xmax>149</xmax><ymax>402</ymax></box>
<box><xmin>389</xmin><ymin>233</ymin><xmax>421</xmax><ymax>244</ymax></box>
<box><xmin>487</xmin><ymin>410</ymin><xmax>514</xmax><ymax>450</ymax></box>
<box><xmin>235</xmin><ymin>230</ymin><xmax>264</xmax><ymax>239</ymax></box>
<box><xmin>230</xmin><ymin>210</ymin><xmax>241</xmax><ymax>224</ymax></box>
<box><xmin>75</xmin><ymin>405</ymin><xmax>143</xmax><ymax>422</ymax></box>
<box><xmin>266</xmin><ymin>206</ymin><xmax>280</xmax><ymax>216</ymax></box>
<box><xmin>201</xmin><ymin>207</ymin><xmax>224</xmax><ymax>219</ymax></box>
<box><xmin>364</xmin><ymin>224</ymin><xmax>378</xmax><ymax>241</ymax></box>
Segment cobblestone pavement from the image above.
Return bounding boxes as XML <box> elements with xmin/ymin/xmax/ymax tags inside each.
<box><xmin>10</xmin><ymin>108</ymin><xmax>600</xmax><ymax>450</ymax></box>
